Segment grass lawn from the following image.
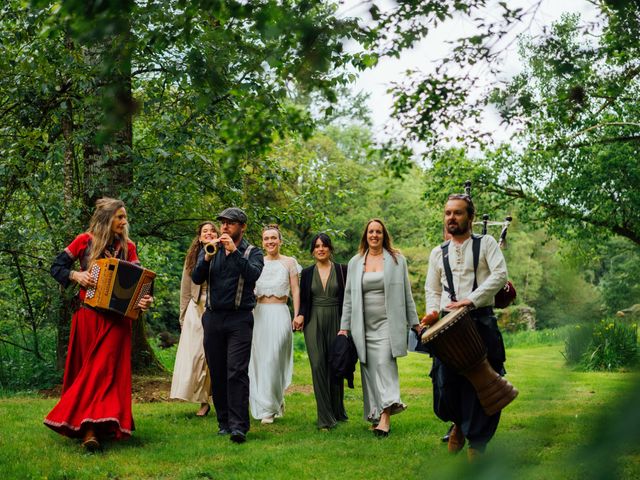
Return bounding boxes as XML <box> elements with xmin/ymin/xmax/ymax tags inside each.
<box><xmin>0</xmin><ymin>340</ymin><xmax>638</xmax><ymax>479</ymax></box>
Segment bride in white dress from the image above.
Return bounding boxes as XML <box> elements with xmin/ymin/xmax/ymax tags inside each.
<box><xmin>170</xmin><ymin>222</ymin><xmax>218</xmax><ymax>416</ymax></box>
<box><xmin>249</xmin><ymin>224</ymin><xmax>301</xmax><ymax>424</ymax></box>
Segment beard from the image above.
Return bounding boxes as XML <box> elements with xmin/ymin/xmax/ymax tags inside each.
<box><xmin>446</xmin><ymin>218</ymin><xmax>470</xmax><ymax>236</ymax></box>
<box><xmin>228</xmin><ymin>229</ymin><xmax>243</xmax><ymax>242</ymax></box>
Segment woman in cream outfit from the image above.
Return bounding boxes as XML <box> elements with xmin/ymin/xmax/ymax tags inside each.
<box><xmin>249</xmin><ymin>224</ymin><xmax>301</xmax><ymax>424</ymax></box>
<box><xmin>339</xmin><ymin>219</ymin><xmax>420</xmax><ymax>436</ymax></box>
<box><xmin>170</xmin><ymin>221</ymin><xmax>219</xmax><ymax>416</ymax></box>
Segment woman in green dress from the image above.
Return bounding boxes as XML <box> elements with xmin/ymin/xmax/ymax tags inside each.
<box><xmin>293</xmin><ymin>233</ymin><xmax>348</xmax><ymax>429</ymax></box>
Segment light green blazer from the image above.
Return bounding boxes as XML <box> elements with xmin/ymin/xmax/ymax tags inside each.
<box><xmin>340</xmin><ymin>249</ymin><xmax>419</xmax><ymax>364</ymax></box>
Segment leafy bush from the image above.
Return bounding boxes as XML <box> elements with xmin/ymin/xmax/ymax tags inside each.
<box><xmin>0</xmin><ymin>344</ymin><xmax>60</xmax><ymax>392</ymax></box>
<box><xmin>563</xmin><ymin>320</ymin><xmax>638</xmax><ymax>370</ymax></box>
<box><xmin>582</xmin><ymin>320</ymin><xmax>638</xmax><ymax>371</ymax></box>
<box><xmin>563</xmin><ymin>324</ymin><xmax>595</xmax><ymax>365</ymax></box>
<box><xmin>498</xmin><ymin>305</ymin><xmax>536</xmax><ymax>333</ymax></box>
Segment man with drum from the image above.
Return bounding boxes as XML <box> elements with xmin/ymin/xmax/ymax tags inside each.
<box><xmin>192</xmin><ymin>207</ymin><xmax>264</xmax><ymax>444</ymax></box>
<box><xmin>424</xmin><ymin>194</ymin><xmax>509</xmax><ymax>460</ymax></box>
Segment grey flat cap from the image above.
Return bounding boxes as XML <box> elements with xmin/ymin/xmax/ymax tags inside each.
<box><xmin>217</xmin><ymin>207</ymin><xmax>248</xmax><ymax>224</ymax></box>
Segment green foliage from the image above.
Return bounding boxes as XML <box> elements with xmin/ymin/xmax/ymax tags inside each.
<box><xmin>532</xmin><ymin>243</ymin><xmax>602</xmax><ymax>328</ymax></box>
<box><xmin>563</xmin><ymin>324</ymin><xmax>595</xmax><ymax>365</ymax></box>
<box><xmin>0</xmin><ymin>0</ymin><xmax>364</xmax><ymax>376</ymax></box>
<box><xmin>582</xmin><ymin>319</ymin><xmax>638</xmax><ymax>371</ymax></box>
<box><xmin>293</xmin><ymin>333</ymin><xmax>307</xmax><ymax>360</ymax></box>
<box><xmin>596</xmin><ymin>238</ymin><xmax>640</xmax><ymax>314</ymax></box>
<box><xmin>497</xmin><ymin>304</ymin><xmax>536</xmax><ymax>333</ymax></box>
<box><xmin>0</xmin><ymin>329</ymin><xmax>60</xmax><ymax>390</ymax></box>
<box><xmin>372</xmin><ymin>2</ymin><xmax>640</xmax><ymax>249</ymax></box>
<box><xmin>502</xmin><ymin>325</ymin><xmax>571</xmax><ymax>349</ymax></box>
<box><xmin>487</xmin><ymin>10</ymin><xmax>640</xmax><ymax>248</ymax></box>
<box><xmin>564</xmin><ymin>319</ymin><xmax>639</xmax><ymax>370</ymax></box>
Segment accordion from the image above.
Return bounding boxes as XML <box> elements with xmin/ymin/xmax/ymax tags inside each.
<box><xmin>84</xmin><ymin>258</ymin><xmax>156</xmax><ymax>320</ymax></box>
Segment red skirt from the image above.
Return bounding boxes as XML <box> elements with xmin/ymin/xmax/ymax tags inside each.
<box><xmin>44</xmin><ymin>306</ymin><xmax>134</xmax><ymax>439</ymax></box>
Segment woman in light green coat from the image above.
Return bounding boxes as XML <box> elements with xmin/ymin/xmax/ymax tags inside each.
<box><xmin>339</xmin><ymin>218</ymin><xmax>420</xmax><ymax>437</ymax></box>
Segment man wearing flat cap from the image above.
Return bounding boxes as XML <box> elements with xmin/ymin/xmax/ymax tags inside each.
<box><xmin>192</xmin><ymin>207</ymin><xmax>264</xmax><ymax>444</ymax></box>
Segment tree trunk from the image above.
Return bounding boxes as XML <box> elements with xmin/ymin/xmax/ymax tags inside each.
<box><xmin>106</xmin><ymin>21</ymin><xmax>162</xmax><ymax>374</ymax></box>
<box><xmin>131</xmin><ymin>314</ymin><xmax>165</xmax><ymax>373</ymax></box>
<box><xmin>58</xmin><ymin>42</ymin><xmax>76</xmax><ymax>369</ymax></box>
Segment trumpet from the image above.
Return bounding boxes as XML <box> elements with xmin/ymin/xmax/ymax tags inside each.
<box><xmin>204</xmin><ymin>240</ymin><xmax>219</xmax><ymax>256</ymax></box>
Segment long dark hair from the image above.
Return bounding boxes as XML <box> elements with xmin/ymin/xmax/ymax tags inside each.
<box><xmin>184</xmin><ymin>221</ymin><xmax>219</xmax><ymax>273</ymax></box>
<box><xmin>358</xmin><ymin>218</ymin><xmax>398</xmax><ymax>263</ymax></box>
<box><xmin>309</xmin><ymin>232</ymin><xmax>334</xmax><ymax>256</ymax></box>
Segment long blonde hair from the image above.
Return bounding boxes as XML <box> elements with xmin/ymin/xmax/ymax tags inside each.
<box><xmin>86</xmin><ymin>198</ymin><xmax>130</xmax><ymax>267</ymax></box>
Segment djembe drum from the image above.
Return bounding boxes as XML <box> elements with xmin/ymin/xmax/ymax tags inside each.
<box><xmin>421</xmin><ymin>306</ymin><xmax>518</xmax><ymax>416</ymax></box>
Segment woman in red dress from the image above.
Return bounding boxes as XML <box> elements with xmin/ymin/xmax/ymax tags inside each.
<box><xmin>44</xmin><ymin>198</ymin><xmax>153</xmax><ymax>451</ymax></box>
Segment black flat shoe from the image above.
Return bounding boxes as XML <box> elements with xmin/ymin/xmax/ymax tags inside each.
<box><xmin>442</xmin><ymin>423</ymin><xmax>454</xmax><ymax>443</ymax></box>
<box><xmin>373</xmin><ymin>427</ymin><xmax>390</xmax><ymax>437</ymax></box>
<box><xmin>230</xmin><ymin>430</ymin><xmax>246</xmax><ymax>444</ymax></box>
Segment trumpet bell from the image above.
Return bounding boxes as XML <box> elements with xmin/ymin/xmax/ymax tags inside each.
<box><xmin>204</xmin><ymin>242</ymin><xmax>218</xmax><ymax>255</ymax></box>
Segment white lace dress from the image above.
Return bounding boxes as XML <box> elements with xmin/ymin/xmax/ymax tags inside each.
<box><xmin>248</xmin><ymin>257</ymin><xmax>300</xmax><ymax>420</ymax></box>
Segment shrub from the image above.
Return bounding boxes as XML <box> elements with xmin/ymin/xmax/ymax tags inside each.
<box><xmin>0</xmin><ymin>347</ymin><xmax>61</xmax><ymax>392</ymax></box>
<box><xmin>563</xmin><ymin>324</ymin><xmax>595</xmax><ymax>365</ymax></box>
<box><xmin>582</xmin><ymin>319</ymin><xmax>638</xmax><ymax>371</ymax></box>
<box><xmin>498</xmin><ymin>305</ymin><xmax>537</xmax><ymax>333</ymax></box>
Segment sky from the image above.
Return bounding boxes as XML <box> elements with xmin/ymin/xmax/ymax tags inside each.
<box><xmin>336</xmin><ymin>0</ymin><xmax>601</xmax><ymax>145</ymax></box>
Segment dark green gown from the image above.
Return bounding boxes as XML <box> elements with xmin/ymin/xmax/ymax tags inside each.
<box><xmin>304</xmin><ymin>265</ymin><xmax>348</xmax><ymax>429</ymax></box>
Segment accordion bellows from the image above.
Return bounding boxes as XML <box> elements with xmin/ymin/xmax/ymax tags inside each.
<box><xmin>84</xmin><ymin>258</ymin><xmax>156</xmax><ymax>320</ymax></box>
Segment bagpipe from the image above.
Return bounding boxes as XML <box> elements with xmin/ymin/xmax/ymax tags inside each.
<box><xmin>464</xmin><ymin>180</ymin><xmax>517</xmax><ymax>308</ymax></box>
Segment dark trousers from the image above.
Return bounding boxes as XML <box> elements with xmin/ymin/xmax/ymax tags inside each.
<box><xmin>202</xmin><ymin>309</ymin><xmax>253</xmax><ymax>433</ymax></box>
<box><xmin>430</xmin><ymin>313</ymin><xmax>506</xmax><ymax>450</ymax></box>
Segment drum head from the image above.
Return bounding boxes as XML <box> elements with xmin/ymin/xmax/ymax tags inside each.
<box><xmin>421</xmin><ymin>306</ymin><xmax>469</xmax><ymax>342</ymax></box>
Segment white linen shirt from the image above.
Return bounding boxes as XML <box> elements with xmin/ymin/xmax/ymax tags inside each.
<box><xmin>425</xmin><ymin>235</ymin><xmax>508</xmax><ymax>313</ymax></box>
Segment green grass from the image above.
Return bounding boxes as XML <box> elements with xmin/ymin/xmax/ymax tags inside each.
<box><xmin>1</xmin><ymin>338</ymin><xmax>639</xmax><ymax>479</ymax></box>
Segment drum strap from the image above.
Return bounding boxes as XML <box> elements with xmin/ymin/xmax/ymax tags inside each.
<box><xmin>441</xmin><ymin>235</ymin><xmax>482</xmax><ymax>301</ymax></box>
<box><xmin>471</xmin><ymin>236</ymin><xmax>480</xmax><ymax>291</ymax></box>
<box><xmin>441</xmin><ymin>242</ymin><xmax>457</xmax><ymax>302</ymax></box>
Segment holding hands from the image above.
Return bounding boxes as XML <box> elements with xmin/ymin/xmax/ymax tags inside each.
<box><xmin>292</xmin><ymin>315</ymin><xmax>304</xmax><ymax>331</ymax></box>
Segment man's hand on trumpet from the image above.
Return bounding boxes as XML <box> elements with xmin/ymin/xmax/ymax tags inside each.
<box><xmin>217</xmin><ymin>233</ymin><xmax>237</xmax><ymax>254</ymax></box>
<box><xmin>204</xmin><ymin>238</ymin><xmax>221</xmax><ymax>261</ymax></box>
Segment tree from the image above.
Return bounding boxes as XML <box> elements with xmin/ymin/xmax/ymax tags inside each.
<box><xmin>343</xmin><ymin>1</ymin><xmax>638</xmax><ymax>248</ymax></box>
<box><xmin>0</xmin><ymin>0</ymin><xmax>363</xmax><ymax>376</ymax></box>
<box><xmin>487</xmin><ymin>9</ymin><xmax>640</xmax><ymax>247</ymax></box>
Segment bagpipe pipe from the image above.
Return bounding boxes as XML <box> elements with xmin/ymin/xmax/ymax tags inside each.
<box><xmin>463</xmin><ymin>180</ymin><xmax>516</xmax><ymax>308</ymax></box>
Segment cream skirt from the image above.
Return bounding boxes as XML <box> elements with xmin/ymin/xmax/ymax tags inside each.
<box><xmin>170</xmin><ymin>298</ymin><xmax>211</xmax><ymax>403</ymax></box>
<box><xmin>248</xmin><ymin>303</ymin><xmax>293</xmax><ymax>419</ymax></box>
